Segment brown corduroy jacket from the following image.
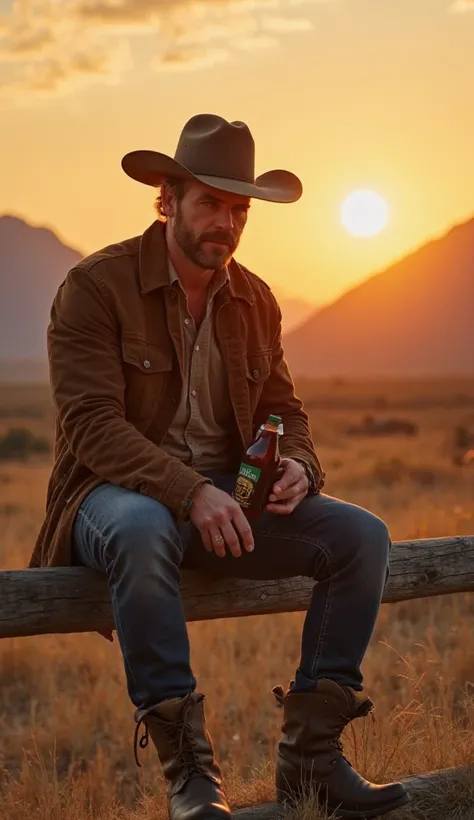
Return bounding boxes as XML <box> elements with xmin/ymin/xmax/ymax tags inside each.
<box><xmin>28</xmin><ymin>220</ymin><xmax>325</xmax><ymax>569</ymax></box>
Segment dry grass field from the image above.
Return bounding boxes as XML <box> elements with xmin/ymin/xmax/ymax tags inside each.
<box><xmin>1</xmin><ymin>378</ymin><xmax>474</xmax><ymax>820</ymax></box>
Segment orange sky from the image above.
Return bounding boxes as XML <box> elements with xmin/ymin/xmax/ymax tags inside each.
<box><xmin>1</xmin><ymin>0</ymin><xmax>474</xmax><ymax>306</ymax></box>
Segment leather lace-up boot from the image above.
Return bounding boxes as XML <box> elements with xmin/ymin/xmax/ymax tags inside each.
<box><xmin>273</xmin><ymin>679</ymin><xmax>410</xmax><ymax>818</ymax></box>
<box><xmin>134</xmin><ymin>692</ymin><xmax>230</xmax><ymax>820</ymax></box>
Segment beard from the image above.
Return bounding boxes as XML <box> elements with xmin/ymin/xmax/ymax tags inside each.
<box><xmin>172</xmin><ymin>207</ymin><xmax>240</xmax><ymax>270</ymax></box>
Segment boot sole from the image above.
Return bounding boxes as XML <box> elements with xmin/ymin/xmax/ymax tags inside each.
<box><xmin>328</xmin><ymin>789</ymin><xmax>411</xmax><ymax>818</ymax></box>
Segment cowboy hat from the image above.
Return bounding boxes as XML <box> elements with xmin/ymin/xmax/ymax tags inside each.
<box><xmin>121</xmin><ymin>113</ymin><xmax>302</xmax><ymax>204</ymax></box>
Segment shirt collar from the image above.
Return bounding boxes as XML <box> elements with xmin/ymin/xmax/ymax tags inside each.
<box><xmin>168</xmin><ymin>256</ymin><xmax>230</xmax><ymax>298</ymax></box>
<box><xmin>138</xmin><ymin>221</ymin><xmax>253</xmax><ymax>305</ymax></box>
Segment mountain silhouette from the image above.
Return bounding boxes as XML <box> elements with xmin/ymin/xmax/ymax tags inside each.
<box><xmin>1</xmin><ymin>214</ymin><xmax>473</xmax><ymax>381</ymax></box>
<box><xmin>273</xmin><ymin>293</ymin><xmax>315</xmax><ymax>333</ymax></box>
<box><xmin>284</xmin><ymin>217</ymin><xmax>474</xmax><ymax>377</ymax></box>
<box><xmin>0</xmin><ymin>215</ymin><xmax>314</xmax><ymax>380</ymax></box>
<box><xmin>0</xmin><ymin>215</ymin><xmax>82</xmax><ymax>366</ymax></box>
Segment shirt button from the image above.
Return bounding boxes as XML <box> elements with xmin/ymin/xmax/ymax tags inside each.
<box><xmin>252</xmin><ymin>368</ymin><xmax>260</xmax><ymax>379</ymax></box>
<box><xmin>169</xmin><ymin>291</ymin><xmax>177</xmax><ymax>300</ymax></box>
<box><xmin>191</xmin><ymin>389</ymin><xmax>197</xmax><ymax>397</ymax></box>
<box><xmin>184</xmin><ymin>318</ymin><xmax>190</xmax><ymax>325</ymax></box>
<box><xmin>195</xmin><ymin>345</ymin><xmax>200</xmax><ymax>351</ymax></box>
<box><xmin>143</xmin><ymin>360</ymin><xmax>151</xmax><ymax>369</ymax></box>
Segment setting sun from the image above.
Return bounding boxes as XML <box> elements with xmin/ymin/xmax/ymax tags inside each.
<box><xmin>341</xmin><ymin>190</ymin><xmax>389</xmax><ymax>238</ymax></box>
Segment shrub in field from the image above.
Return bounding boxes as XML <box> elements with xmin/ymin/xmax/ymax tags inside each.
<box><xmin>371</xmin><ymin>458</ymin><xmax>442</xmax><ymax>488</ymax></box>
<box><xmin>454</xmin><ymin>426</ymin><xmax>473</xmax><ymax>450</ymax></box>
<box><xmin>0</xmin><ymin>427</ymin><xmax>50</xmax><ymax>461</ymax></box>
<box><xmin>346</xmin><ymin>415</ymin><xmax>419</xmax><ymax>437</ymax></box>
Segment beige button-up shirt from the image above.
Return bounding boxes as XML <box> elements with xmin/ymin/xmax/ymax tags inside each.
<box><xmin>160</xmin><ymin>259</ymin><xmax>235</xmax><ymax>471</ymax></box>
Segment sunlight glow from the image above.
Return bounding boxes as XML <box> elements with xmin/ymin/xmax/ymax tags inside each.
<box><xmin>341</xmin><ymin>190</ymin><xmax>389</xmax><ymax>238</ymax></box>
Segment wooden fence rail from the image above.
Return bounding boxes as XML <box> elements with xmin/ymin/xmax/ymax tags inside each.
<box><xmin>1</xmin><ymin>534</ymin><xmax>474</xmax><ymax>639</ymax></box>
<box><xmin>233</xmin><ymin>766</ymin><xmax>474</xmax><ymax>820</ymax></box>
<box><xmin>2</xmin><ymin>533</ymin><xmax>474</xmax><ymax>817</ymax></box>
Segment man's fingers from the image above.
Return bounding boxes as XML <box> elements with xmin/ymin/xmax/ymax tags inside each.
<box><xmin>266</xmin><ymin>500</ymin><xmax>297</xmax><ymax>515</ymax></box>
<box><xmin>273</xmin><ymin>459</ymin><xmax>302</xmax><ymax>494</ymax></box>
<box><xmin>219</xmin><ymin>521</ymin><xmax>242</xmax><ymax>558</ymax></box>
<box><xmin>208</xmin><ymin>527</ymin><xmax>227</xmax><ymax>558</ymax></box>
<box><xmin>269</xmin><ymin>478</ymin><xmax>306</xmax><ymax>502</ymax></box>
<box><xmin>232</xmin><ymin>508</ymin><xmax>255</xmax><ymax>553</ymax></box>
<box><xmin>266</xmin><ymin>491</ymin><xmax>306</xmax><ymax>515</ymax></box>
<box><xmin>200</xmin><ymin>529</ymin><xmax>215</xmax><ymax>553</ymax></box>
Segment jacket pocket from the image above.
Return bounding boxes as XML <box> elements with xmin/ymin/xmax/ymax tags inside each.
<box><xmin>245</xmin><ymin>351</ymin><xmax>272</xmax><ymax>383</ymax></box>
<box><xmin>244</xmin><ymin>350</ymin><xmax>272</xmax><ymax>414</ymax></box>
<box><xmin>121</xmin><ymin>337</ymin><xmax>173</xmax><ymax>419</ymax></box>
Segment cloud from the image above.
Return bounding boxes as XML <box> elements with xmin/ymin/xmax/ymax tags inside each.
<box><xmin>153</xmin><ymin>46</ymin><xmax>230</xmax><ymax>72</ymax></box>
<box><xmin>0</xmin><ymin>0</ymin><xmax>321</xmax><ymax>103</ymax></box>
<box><xmin>24</xmin><ymin>40</ymin><xmax>132</xmax><ymax>92</ymax></box>
<box><xmin>449</xmin><ymin>0</ymin><xmax>474</xmax><ymax>9</ymax></box>
<box><xmin>262</xmin><ymin>15</ymin><xmax>312</xmax><ymax>31</ymax></box>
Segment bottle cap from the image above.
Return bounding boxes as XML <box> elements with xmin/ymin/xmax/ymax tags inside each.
<box><xmin>268</xmin><ymin>414</ymin><xmax>282</xmax><ymax>425</ymax></box>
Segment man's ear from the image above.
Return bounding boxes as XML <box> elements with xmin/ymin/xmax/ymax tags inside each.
<box><xmin>160</xmin><ymin>183</ymin><xmax>175</xmax><ymax>219</ymax></box>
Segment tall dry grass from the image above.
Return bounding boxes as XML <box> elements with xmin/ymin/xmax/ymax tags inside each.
<box><xmin>1</xmin><ymin>378</ymin><xmax>474</xmax><ymax>819</ymax></box>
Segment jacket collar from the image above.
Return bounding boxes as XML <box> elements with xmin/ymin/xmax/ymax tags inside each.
<box><xmin>138</xmin><ymin>220</ymin><xmax>255</xmax><ymax>305</ymax></box>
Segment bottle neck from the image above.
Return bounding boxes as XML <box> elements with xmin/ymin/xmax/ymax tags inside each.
<box><xmin>263</xmin><ymin>423</ymin><xmax>278</xmax><ymax>434</ymax></box>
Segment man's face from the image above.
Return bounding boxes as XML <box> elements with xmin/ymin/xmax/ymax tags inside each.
<box><xmin>168</xmin><ymin>181</ymin><xmax>250</xmax><ymax>269</ymax></box>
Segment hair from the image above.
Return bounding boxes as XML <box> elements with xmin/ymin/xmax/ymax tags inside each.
<box><xmin>154</xmin><ymin>179</ymin><xmax>187</xmax><ymax>221</ymax></box>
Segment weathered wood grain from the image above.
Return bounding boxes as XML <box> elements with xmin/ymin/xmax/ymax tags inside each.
<box><xmin>1</xmin><ymin>535</ymin><xmax>474</xmax><ymax>639</ymax></box>
<box><xmin>232</xmin><ymin>765</ymin><xmax>474</xmax><ymax>819</ymax></box>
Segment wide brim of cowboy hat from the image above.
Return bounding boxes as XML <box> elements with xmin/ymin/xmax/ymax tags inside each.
<box><xmin>121</xmin><ymin>150</ymin><xmax>302</xmax><ymax>204</ymax></box>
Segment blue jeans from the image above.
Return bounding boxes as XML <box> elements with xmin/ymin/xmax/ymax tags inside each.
<box><xmin>72</xmin><ymin>471</ymin><xmax>390</xmax><ymax>711</ymax></box>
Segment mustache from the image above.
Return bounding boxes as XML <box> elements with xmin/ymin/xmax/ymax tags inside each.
<box><xmin>200</xmin><ymin>231</ymin><xmax>236</xmax><ymax>246</ymax></box>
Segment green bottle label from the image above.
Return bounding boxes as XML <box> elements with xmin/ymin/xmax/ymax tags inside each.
<box><xmin>233</xmin><ymin>462</ymin><xmax>262</xmax><ymax>508</ymax></box>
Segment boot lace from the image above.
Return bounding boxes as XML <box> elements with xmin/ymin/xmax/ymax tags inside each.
<box><xmin>133</xmin><ymin>716</ymin><xmax>150</xmax><ymax>767</ymax></box>
<box><xmin>330</xmin><ymin>719</ymin><xmax>348</xmax><ymax>763</ymax></box>
<box><xmin>329</xmin><ymin>704</ymin><xmax>374</xmax><ymax>766</ymax></box>
<box><xmin>133</xmin><ymin>697</ymin><xmax>208</xmax><ymax>779</ymax></box>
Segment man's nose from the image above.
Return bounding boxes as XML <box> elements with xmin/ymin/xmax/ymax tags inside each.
<box><xmin>215</xmin><ymin>208</ymin><xmax>234</xmax><ymax>232</ymax></box>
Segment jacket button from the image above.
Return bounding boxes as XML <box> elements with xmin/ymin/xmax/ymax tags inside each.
<box><xmin>143</xmin><ymin>360</ymin><xmax>151</xmax><ymax>369</ymax></box>
<box><xmin>252</xmin><ymin>368</ymin><xmax>260</xmax><ymax>379</ymax></box>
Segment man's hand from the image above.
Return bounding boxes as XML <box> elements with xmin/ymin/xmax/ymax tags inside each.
<box><xmin>266</xmin><ymin>458</ymin><xmax>308</xmax><ymax>515</ymax></box>
<box><xmin>190</xmin><ymin>484</ymin><xmax>255</xmax><ymax>558</ymax></box>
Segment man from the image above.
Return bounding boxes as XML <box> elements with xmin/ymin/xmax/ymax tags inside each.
<box><xmin>30</xmin><ymin>114</ymin><xmax>409</xmax><ymax>820</ymax></box>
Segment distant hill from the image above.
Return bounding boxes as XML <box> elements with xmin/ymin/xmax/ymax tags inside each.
<box><xmin>2</xmin><ymin>214</ymin><xmax>473</xmax><ymax>382</ymax></box>
<box><xmin>0</xmin><ymin>215</ymin><xmax>82</xmax><ymax>364</ymax></box>
<box><xmin>274</xmin><ymin>294</ymin><xmax>316</xmax><ymax>333</ymax></box>
<box><xmin>0</xmin><ymin>215</ymin><xmax>314</xmax><ymax>380</ymax></box>
<box><xmin>284</xmin><ymin>217</ymin><xmax>474</xmax><ymax>377</ymax></box>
